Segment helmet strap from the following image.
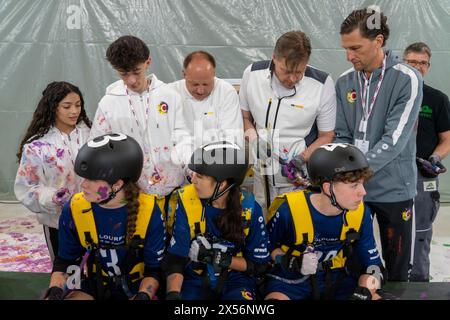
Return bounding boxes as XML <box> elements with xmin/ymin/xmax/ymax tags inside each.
<box><xmin>207</xmin><ymin>181</ymin><xmax>236</xmax><ymax>205</ymax></box>
<box><xmin>324</xmin><ymin>182</ymin><xmax>345</xmax><ymax>212</ymax></box>
<box><xmin>98</xmin><ymin>184</ymin><xmax>125</xmax><ymax>205</ymax></box>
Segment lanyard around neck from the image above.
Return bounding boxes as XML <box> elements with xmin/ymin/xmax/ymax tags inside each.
<box><xmin>358</xmin><ymin>54</ymin><xmax>387</xmax><ymax>122</ymax></box>
<box><xmin>125</xmin><ymin>84</ymin><xmax>151</xmax><ymax>139</ymax></box>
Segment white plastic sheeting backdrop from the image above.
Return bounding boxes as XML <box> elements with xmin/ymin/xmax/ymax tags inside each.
<box><xmin>0</xmin><ymin>0</ymin><xmax>449</xmax><ymax>200</ymax></box>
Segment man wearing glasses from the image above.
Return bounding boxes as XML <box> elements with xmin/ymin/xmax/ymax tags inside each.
<box><xmin>404</xmin><ymin>42</ymin><xmax>450</xmax><ymax>282</ymax></box>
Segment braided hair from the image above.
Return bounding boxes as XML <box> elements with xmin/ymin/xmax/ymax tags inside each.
<box><xmin>123</xmin><ymin>182</ymin><xmax>141</xmax><ymax>244</ymax></box>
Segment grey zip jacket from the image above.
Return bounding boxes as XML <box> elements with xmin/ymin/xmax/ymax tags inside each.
<box><xmin>335</xmin><ymin>50</ymin><xmax>423</xmax><ymax>202</ymax></box>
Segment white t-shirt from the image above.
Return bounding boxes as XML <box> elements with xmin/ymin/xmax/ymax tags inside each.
<box><xmin>169</xmin><ymin>77</ymin><xmax>244</xmax><ymax>163</ymax></box>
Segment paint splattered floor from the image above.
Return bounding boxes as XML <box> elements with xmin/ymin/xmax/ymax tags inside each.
<box><xmin>0</xmin><ymin>206</ymin><xmax>51</xmax><ymax>273</ymax></box>
<box><xmin>1</xmin><ymin>203</ymin><xmax>450</xmax><ymax>281</ymax></box>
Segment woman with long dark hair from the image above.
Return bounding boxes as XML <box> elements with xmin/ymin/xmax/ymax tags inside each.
<box><xmin>162</xmin><ymin>141</ymin><xmax>271</xmax><ymax>300</ymax></box>
<box><xmin>44</xmin><ymin>134</ymin><xmax>165</xmax><ymax>300</ymax></box>
<box><xmin>14</xmin><ymin>81</ymin><xmax>91</xmax><ymax>261</ymax></box>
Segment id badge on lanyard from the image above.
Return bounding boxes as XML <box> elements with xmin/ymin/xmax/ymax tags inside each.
<box><xmin>354</xmin><ymin>139</ymin><xmax>370</xmax><ymax>154</ymax></box>
<box><xmin>356</xmin><ymin>54</ymin><xmax>386</xmax><ymax>154</ymax></box>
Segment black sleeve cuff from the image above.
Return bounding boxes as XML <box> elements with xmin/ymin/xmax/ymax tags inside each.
<box><xmin>161</xmin><ymin>253</ymin><xmax>189</xmax><ymax>276</ymax></box>
<box><xmin>144</xmin><ymin>266</ymin><xmax>162</xmax><ymax>283</ymax></box>
<box><xmin>244</xmin><ymin>258</ymin><xmax>270</xmax><ymax>277</ymax></box>
<box><xmin>52</xmin><ymin>256</ymin><xmax>79</xmax><ymax>273</ymax></box>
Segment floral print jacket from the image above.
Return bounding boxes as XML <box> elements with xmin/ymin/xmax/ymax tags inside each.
<box><xmin>14</xmin><ymin>123</ymin><xmax>90</xmax><ymax>228</ymax></box>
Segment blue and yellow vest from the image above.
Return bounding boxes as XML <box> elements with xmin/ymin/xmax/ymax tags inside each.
<box><xmin>166</xmin><ymin>184</ymin><xmax>253</xmax><ymax>239</ymax></box>
<box><xmin>168</xmin><ymin>184</ymin><xmax>254</xmax><ymax>266</ymax></box>
<box><xmin>70</xmin><ymin>192</ymin><xmax>156</xmax><ymax>282</ymax></box>
<box><xmin>268</xmin><ymin>190</ymin><xmax>365</xmax><ymax>270</ymax></box>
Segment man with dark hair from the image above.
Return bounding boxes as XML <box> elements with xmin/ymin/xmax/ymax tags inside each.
<box><xmin>403</xmin><ymin>42</ymin><xmax>450</xmax><ymax>281</ymax></box>
<box><xmin>335</xmin><ymin>8</ymin><xmax>423</xmax><ymax>281</ymax></box>
<box><xmin>90</xmin><ymin>35</ymin><xmax>190</xmax><ymax>197</ymax></box>
<box><xmin>240</xmin><ymin>30</ymin><xmax>336</xmax><ymax>213</ymax></box>
<box><xmin>169</xmin><ymin>51</ymin><xmax>243</xmax><ymax>161</ymax></box>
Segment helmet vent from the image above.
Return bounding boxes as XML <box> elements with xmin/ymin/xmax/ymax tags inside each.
<box><xmin>80</xmin><ymin>162</ymin><xmax>88</xmax><ymax>171</ymax></box>
<box><xmin>109</xmin><ymin>142</ymin><xmax>114</xmax><ymax>149</ymax></box>
<box><xmin>348</xmin><ymin>155</ymin><xmax>355</xmax><ymax>162</ymax></box>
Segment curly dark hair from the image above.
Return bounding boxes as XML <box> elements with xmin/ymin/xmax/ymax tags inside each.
<box><xmin>106</xmin><ymin>35</ymin><xmax>150</xmax><ymax>71</ymax></box>
<box><xmin>214</xmin><ymin>182</ymin><xmax>245</xmax><ymax>245</ymax></box>
<box><xmin>340</xmin><ymin>8</ymin><xmax>390</xmax><ymax>46</ymax></box>
<box><xmin>310</xmin><ymin>168</ymin><xmax>373</xmax><ymax>188</ymax></box>
<box><xmin>17</xmin><ymin>81</ymin><xmax>91</xmax><ymax>162</ymax></box>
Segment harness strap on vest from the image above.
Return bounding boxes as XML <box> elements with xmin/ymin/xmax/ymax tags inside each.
<box><xmin>268</xmin><ymin>191</ymin><xmax>366</xmax><ymax>299</ymax></box>
<box><xmin>70</xmin><ymin>192</ymin><xmax>156</xmax><ymax>289</ymax></box>
<box><xmin>165</xmin><ymin>190</ymin><xmax>180</xmax><ymax>234</ymax></box>
<box><xmin>177</xmin><ymin>185</ymin><xmax>255</xmax><ymax>298</ymax></box>
<box><xmin>269</xmin><ymin>191</ymin><xmax>315</xmax><ymax>247</ymax></box>
<box><xmin>268</xmin><ymin>190</ymin><xmax>365</xmax><ymax>269</ymax></box>
<box><xmin>178</xmin><ymin>184</ymin><xmax>254</xmax><ymax>240</ymax></box>
<box><xmin>177</xmin><ymin>185</ymin><xmax>204</xmax><ymax>238</ymax></box>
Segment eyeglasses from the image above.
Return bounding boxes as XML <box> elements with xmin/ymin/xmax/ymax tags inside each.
<box><xmin>404</xmin><ymin>59</ymin><xmax>430</xmax><ymax>67</ymax></box>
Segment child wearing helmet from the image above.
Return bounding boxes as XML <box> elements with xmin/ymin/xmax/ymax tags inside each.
<box><xmin>44</xmin><ymin>134</ymin><xmax>165</xmax><ymax>300</ymax></box>
<box><xmin>264</xmin><ymin>143</ymin><xmax>389</xmax><ymax>300</ymax></box>
<box><xmin>161</xmin><ymin>141</ymin><xmax>271</xmax><ymax>300</ymax></box>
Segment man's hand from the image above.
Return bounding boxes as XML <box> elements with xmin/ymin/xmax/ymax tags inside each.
<box><xmin>417</xmin><ymin>156</ymin><xmax>446</xmax><ymax>178</ymax></box>
<box><xmin>280</xmin><ymin>154</ymin><xmax>309</xmax><ymax>187</ymax></box>
<box><xmin>429</xmin><ymin>154</ymin><xmax>447</xmax><ymax>174</ymax></box>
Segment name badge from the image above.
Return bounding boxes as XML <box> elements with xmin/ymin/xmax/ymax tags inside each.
<box><xmin>355</xmin><ymin>139</ymin><xmax>370</xmax><ymax>154</ymax></box>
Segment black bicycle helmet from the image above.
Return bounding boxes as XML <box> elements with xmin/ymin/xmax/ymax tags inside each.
<box><xmin>307</xmin><ymin>143</ymin><xmax>369</xmax><ymax>185</ymax></box>
<box><xmin>188</xmin><ymin>141</ymin><xmax>248</xmax><ymax>186</ymax></box>
<box><xmin>75</xmin><ymin>133</ymin><xmax>143</xmax><ymax>185</ymax></box>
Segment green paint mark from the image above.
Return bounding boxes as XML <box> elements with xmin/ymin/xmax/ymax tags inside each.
<box><xmin>443</xmin><ymin>243</ymin><xmax>450</xmax><ymax>247</ymax></box>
